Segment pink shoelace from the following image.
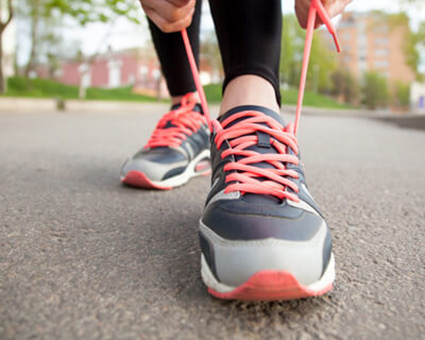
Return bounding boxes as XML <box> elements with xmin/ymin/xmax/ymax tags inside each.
<box><xmin>181</xmin><ymin>0</ymin><xmax>340</xmax><ymax>200</ymax></box>
<box><xmin>145</xmin><ymin>93</ymin><xmax>207</xmax><ymax>148</ymax></box>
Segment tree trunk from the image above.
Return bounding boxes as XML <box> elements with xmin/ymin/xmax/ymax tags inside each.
<box><xmin>25</xmin><ymin>0</ymin><xmax>40</xmax><ymax>78</ymax></box>
<box><xmin>0</xmin><ymin>32</ymin><xmax>5</xmax><ymax>94</ymax></box>
<box><xmin>0</xmin><ymin>0</ymin><xmax>14</xmax><ymax>94</ymax></box>
<box><xmin>78</xmin><ymin>74</ymin><xmax>87</xmax><ymax>99</ymax></box>
<box><xmin>78</xmin><ymin>65</ymin><xmax>90</xmax><ymax>99</ymax></box>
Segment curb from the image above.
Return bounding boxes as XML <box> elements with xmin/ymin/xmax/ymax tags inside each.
<box><xmin>0</xmin><ymin>97</ymin><xmax>57</xmax><ymax>112</ymax></box>
<box><xmin>0</xmin><ymin>97</ymin><xmax>169</xmax><ymax>113</ymax></box>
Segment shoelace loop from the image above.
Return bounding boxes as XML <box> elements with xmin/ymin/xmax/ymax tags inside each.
<box><xmin>215</xmin><ymin>111</ymin><xmax>301</xmax><ymax>201</ymax></box>
<box><xmin>145</xmin><ymin>94</ymin><xmax>206</xmax><ymax>149</ymax></box>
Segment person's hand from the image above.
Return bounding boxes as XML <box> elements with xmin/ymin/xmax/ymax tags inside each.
<box><xmin>295</xmin><ymin>0</ymin><xmax>352</xmax><ymax>29</ymax></box>
<box><xmin>140</xmin><ymin>0</ymin><xmax>196</xmax><ymax>33</ymax></box>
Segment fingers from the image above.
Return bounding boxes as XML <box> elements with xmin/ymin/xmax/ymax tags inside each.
<box><xmin>166</xmin><ymin>0</ymin><xmax>193</xmax><ymax>7</ymax></box>
<box><xmin>321</xmin><ymin>0</ymin><xmax>353</xmax><ymax>23</ymax></box>
<box><xmin>144</xmin><ymin>6</ymin><xmax>195</xmax><ymax>32</ymax></box>
<box><xmin>141</xmin><ymin>0</ymin><xmax>196</xmax><ymax>33</ymax></box>
<box><xmin>295</xmin><ymin>1</ymin><xmax>310</xmax><ymax>29</ymax></box>
<box><xmin>295</xmin><ymin>0</ymin><xmax>352</xmax><ymax>29</ymax></box>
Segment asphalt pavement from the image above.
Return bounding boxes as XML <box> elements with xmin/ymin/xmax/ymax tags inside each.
<box><xmin>0</xmin><ymin>106</ymin><xmax>424</xmax><ymax>340</ymax></box>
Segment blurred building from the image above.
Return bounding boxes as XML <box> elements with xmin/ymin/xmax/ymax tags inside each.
<box><xmin>34</xmin><ymin>47</ymin><xmax>164</xmax><ymax>96</ymax></box>
<box><xmin>34</xmin><ymin>45</ymin><xmax>217</xmax><ymax>98</ymax></box>
<box><xmin>322</xmin><ymin>11</ymin><xmax>416</xmax><ymax>86</ymax></box>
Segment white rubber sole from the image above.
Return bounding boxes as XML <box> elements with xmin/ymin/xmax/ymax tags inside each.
<box><xmin>201</xmin><ymin>252</ymin><xmax>335</xmax><ymax>296</ymax></box>
<box><xmin>121</xmin><ymin>149</ymin><xmax>211</xmax><ymax>189</ymax></box>
<box><xmin>153</xmin><ymin>149</ymin><xmax>211</xmax><ymax>187</ymax></box>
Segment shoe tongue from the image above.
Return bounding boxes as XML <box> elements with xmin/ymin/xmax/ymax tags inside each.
<box><xmin>220</xmin><ymin>105</ymin><xmax>286</xmax><ymax>205</ymax></box>
<box><xmin>170</xmin><ymin>102</ymin><xmax>203</xmax><ymax>113</ymax></box>
<box><xmin>219</xmin><ymin>105</ymin><xmax>284</xmax><ymax>126</ymax></box>
<box><xmin>164</xmin><ymin>103</ymin><xmax>203</xmax><ymax>129</ymax></box>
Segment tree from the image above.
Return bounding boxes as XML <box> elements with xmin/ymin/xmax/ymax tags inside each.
<box><xmin>332</xmin><ymin>69</ymin><xmax>360</xmax><ymax>106</ymax></box>
<box><xmin>280</xmin><ymin>15</ymin><xmax>301</xmax><ymax>88</ymax></box>
<box><xmin>362</xmin><ymin>72</ymin><xmax>390</xmax><ymax>110</ymax></box>
<box><xmin>200</xmin><ymin>31</ymin><xmax>222</xmax><ymax>84</ymax></box>
<box><xmin>20</xmin><ymin>0</ymin><xmax>141</xmax><ymax>97</ymax></box>
<box><xmin>280</xmin><ymin>14</ymin><xmax>337</xmax><ymax>94</ymax></box>
<box><xmin>384</xmin><ymin>7</ymin><xmax>425</xmax><ymax>81</ymax></box>
<box><xmin>411</xmin><ymin>21</ymin><xmax>425</xmax><ymax>81</ymax></box>
<box><xmin>386</xmin><ymin>12</ymin><xmax>423</xmax><ymax>81</ymax></box>
<box><xmin>50</xmin><ymin>0</ymin><xmax>140</xmax><ymax>99</ymax></box>
<box><xmin>394</xmin><ymin>81</ymin><xmax>410</xmax><ymax>109</ymax></box>
<box><xmin>0</xmin><ymin>0</ymin><xmax>13</xmax><ymax>93</ymax></box>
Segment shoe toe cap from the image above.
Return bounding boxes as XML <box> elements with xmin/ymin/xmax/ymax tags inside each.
<box><xmin>200</xmin><ymin>200</ymin><xmax>332</xmax><ymax>287</ymax></box>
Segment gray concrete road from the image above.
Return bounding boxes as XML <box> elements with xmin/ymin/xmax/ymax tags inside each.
<box><xmin>0</xmin><ymin>106</ymin><xmax>424</xmax><ymax>340</ymax></box>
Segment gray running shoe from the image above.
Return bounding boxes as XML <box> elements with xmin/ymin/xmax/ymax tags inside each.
<box><xmin>199</xmin><ymin>106</ymin><xmax>335</xmax><ymax>300</ymax></box>
<box><xmin>121</xmin><ymin>94</ymin><xmax>210</xmax><ymax>189</ymax></box>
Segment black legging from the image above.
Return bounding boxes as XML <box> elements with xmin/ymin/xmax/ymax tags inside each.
<box><xmin>148</xmin><ymin>0</ymin><xmax>282</xmax><ymax>106</ymax></box>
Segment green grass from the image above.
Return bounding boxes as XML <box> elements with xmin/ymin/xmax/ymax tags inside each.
<box><xmin>204</xmin><ymin>83</ymin><xmax>352</xmax><ymax>110</ymax></box>
<box><xmin>3</xmin><ymin>77</ymin><xmax>156</xmax><ymax>102</ymax></box>
<box><xmin>281</xmin><ymin>88</ymin><xmax>351</xmax><ymax>109</ymax></box>
<box><xmin>204</xmin><ymin>84</ymin><xmax>223</xmax><ymax>103</ymax></box>
<box><xmin>5</xmin><ymin>77</ymin><xmax>79</xmax><ymax>99</ymax></box>
<box><xmin>3</xmin><ymin>77</ymin><xmax>352</xmax><ymax>110</ymax></box>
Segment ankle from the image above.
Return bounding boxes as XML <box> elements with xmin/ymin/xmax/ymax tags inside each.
<box><xmin>219</xmin><ymin>75</ymin><xmax>280</xmax><ymax>116</ymax></box>
<box><xmin>171</xmin><ymin>92</ymin><xmax>200</xmax><ymax>106</ymax></box>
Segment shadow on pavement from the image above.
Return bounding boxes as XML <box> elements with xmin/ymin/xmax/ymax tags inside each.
<box><xmin>375</xmin><ymin>115</ymin><xmax>425</xmax><ymax>131</ymax></box>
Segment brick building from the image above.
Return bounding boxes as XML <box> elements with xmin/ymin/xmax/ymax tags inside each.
<box><xmin>322</xmin><ymin>11</ymin><xmax>416</xmax><ymax>86</ymax></box>
<box><xmin>34</xmin><ymin>44</ymin><xmax>218</xmax><ymax>98</ymax></box>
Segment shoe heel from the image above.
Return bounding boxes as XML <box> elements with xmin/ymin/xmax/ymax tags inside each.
<box><xmin>194</xmin><ymin>158</ymin><xmax>211</xmax><ymax>176</ymax></box>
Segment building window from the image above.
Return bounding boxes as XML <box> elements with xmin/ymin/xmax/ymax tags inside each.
<box><xmin>343</xmin><ymin>32</ymin><xmax>351</xmax><ymax>40</ymax></box>
<box><xmin>374</xmin><ymin>25</ymin><xmax>389</xmax><ymax>34</ymax></box>
<box><xmin>375</xmin><ymin>38</ymin><xmax>389</xmax><ymax>46</ymax></box>
<box><xmin>358</xmin><ymin>35</ymin><xmax>367</xmax><ymax>49</ymax></box>
<box><xmin>374</xmin><ymin>60</ymin><xmax>389</xmax><ymax>69</ymax></box>
<box><xmin>374</xmin><ymin>49</ymin><xmax>389</xmax><ymax>57</ymax></box>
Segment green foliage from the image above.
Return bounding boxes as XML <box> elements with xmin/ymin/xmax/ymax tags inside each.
<box><xmin>387</xmin><ymin>12</ymin><xmax>409</xmax><ymax>28</ymax></box>
<box><xmin>280</xmin><ymin>14</ymin><xmax>337</xmax><ymax>93</ymax></box>
<box><xmin>43</xmin><ymin>0</ymin><xmax>140</xmax><ymax>26</ymax></box>
<box><xmin>412</xmin><ymin>21</ymin><xmax>425</xmax><ymax>81</ymax></box>
<box><xmin>201</xmin><ymin>32</ymin><xmax>223</xmax><ymax>83</ymax></box>
<box><xmin>280</xmin><ymin>15</ymin><xmax>301</xmax><ymax>88</ymax></box>
<box><xmin>369</xmin><ymin>11</ymin><xmax>422</xmax><ymax>81</ymax></box>
<box><xmin>362</xmin><ymin>72</ymin><xmax>390</xmax><ymax>110</ymax></box>
<box><xmin>394</xmin><ymin>81</ymin><xmax>411</xmax><ymax>109</ymax></box>
<box><xmin>331</xmin><ymin>70</ymin><xmax>360</xmax><ymax>106</ymax></box>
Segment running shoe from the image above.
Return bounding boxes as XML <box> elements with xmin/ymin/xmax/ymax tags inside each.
<box><xmin>199</xmin><ymin>105</ymin><xmax>335</xmax><ymax>301</ymax></box>
<box><xmin>121</xmin><ymin>94</ymin><xmax>211</xmax><ymax>189</ymax></box>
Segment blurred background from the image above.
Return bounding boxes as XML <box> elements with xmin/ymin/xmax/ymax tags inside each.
<box><xmin>0</xmin><ymin>0</ymin><xmax>424</xmax><ymax>113</ymax></box>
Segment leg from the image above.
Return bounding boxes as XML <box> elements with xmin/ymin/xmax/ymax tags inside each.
<box><xmin>148</xmin><ymin>0</ymin><xmax>202</xmax><ymax>104</ymax></box>
<box><xmin>208</xmin><ymin>0</ymin><xmax>282</xmax><ymax>115</ymax></box>
<box><xmin>199</xmin><ymin>0</ymin><xmax>335</xmax><ymax>301</ymax></box>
